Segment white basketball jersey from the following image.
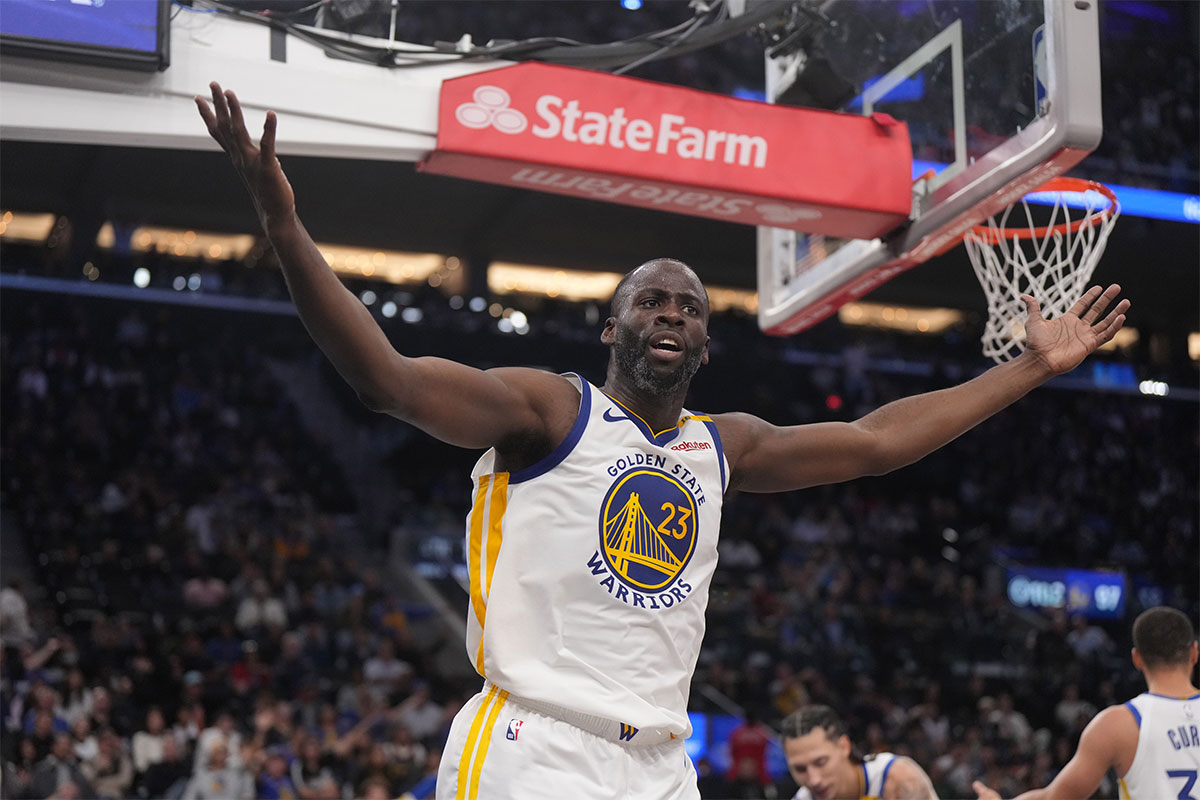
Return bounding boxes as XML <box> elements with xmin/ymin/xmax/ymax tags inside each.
<box><xmin>1120</xmin><ymin>692</ymin><xmax>1200</xmax><ymax>800</ymax></box>
<box><xmin>463</xmin><ymin>374</ymin><xmax>727</xmax><ymax>738</ymax></box>
<box><xmin>792</xmin><ymin>753</ymin><xmax>898</xmax><ymax>800</ymax></box>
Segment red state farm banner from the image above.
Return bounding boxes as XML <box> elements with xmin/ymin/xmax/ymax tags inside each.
<box><xmin>419</xmin><ymin>62</ymin><xmax>912</xmax><ymax>239</ymax></box>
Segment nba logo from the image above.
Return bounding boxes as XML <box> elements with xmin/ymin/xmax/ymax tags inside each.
<box><xmin>506</xmin><ymin>719</ymin><xmax>523</xmax><ymax>740</ymax></box>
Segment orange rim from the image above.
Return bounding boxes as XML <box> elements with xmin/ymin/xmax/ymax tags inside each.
<box><xmin>970</xmin><ymin>177</ymin><xmax>1119</xmax><ymax>243</ymax></box>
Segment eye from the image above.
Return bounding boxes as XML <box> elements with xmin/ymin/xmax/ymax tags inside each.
<box><xmin>640</xmin><ymin>298</ymin><xmax>659</xmax><ymax>308</ymax></box>
<box><xmin>683</xmin><ymin>305</ymin><xmax>699</xmax><ymax>315</ymax></box>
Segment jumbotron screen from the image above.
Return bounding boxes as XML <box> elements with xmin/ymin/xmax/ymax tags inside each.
<box><xmin>0</xmin><ymin>0</ymin><xmax>169</xmax><ymax>71</ymax></box>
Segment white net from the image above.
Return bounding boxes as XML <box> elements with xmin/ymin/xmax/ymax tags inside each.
<box><xmin>963</xmin><ymin>181</ymin><xmax>1120</xmax><ymax>363</ymax></box>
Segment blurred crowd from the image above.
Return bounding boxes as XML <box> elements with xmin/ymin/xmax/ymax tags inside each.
<box><xmin>0</xmin><ymin>298</ymin><xmax>476</xmax><ymax>800</ymax></box>
<box><xmin>0</xmin><ymin>274</ymin><xmax>1195</xmax><ymax>800</ymax></box>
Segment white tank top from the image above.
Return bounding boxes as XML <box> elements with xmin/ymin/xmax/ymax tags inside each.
<box><xmin>463</xmin><ymin>374</ymin><xmax>727</xmax><ymax>737</ymax></box>
<box><xmin>792</xmin><ymin>752</ymin><xmax>899</xmax><ymax>800</ymax></box>
<box><xmin>1120</xmin><ymin>692</ymin><xmax>1200</xmax><ymax>800</ymax></box>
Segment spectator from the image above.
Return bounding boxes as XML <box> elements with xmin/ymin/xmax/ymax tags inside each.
<box><xmin>181</xmin><ymin>738</ymin><xmax>252</xmax><ymax>800</ymax></box>
<box><xmin>29</xmin><ymin>733</ymin><xmax>97</xmax><ymax>800</ymax></box>
<box><xmin>131</xmin><ymin>706</ymin><xmax>171</xmax><ymax>775</ymax></box>
<box><xmin>139</xmin><ymin>735</ymin><xmax>191</xmax><ymax>800</ymax></box>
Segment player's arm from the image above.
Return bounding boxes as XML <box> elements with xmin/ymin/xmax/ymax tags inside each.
<box><xmin>196</xmin><ymin>83</ymin><xmax>572</xmax><ymax>449</ymax></box>
<box><xmin>718</xmin><ymin>287</ymin><xmax>1128</xmax><ymax>493</ymax></box>
<box><xmin>972</xmin><ymin>705</ymin><xmax>1136</xmax><ymax>800</ymax></box>
<box><xmin>883</xmin><ymin>757</ymin><xmax>939</xmax><ymax>800</ymax></box>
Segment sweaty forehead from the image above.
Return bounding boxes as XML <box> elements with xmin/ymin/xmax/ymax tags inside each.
<box><xmin>624</xmin><ymin>260</ymin><xmax>707</xmax><ymax>303</ymax></box>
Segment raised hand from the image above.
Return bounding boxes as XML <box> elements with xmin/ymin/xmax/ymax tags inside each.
<box><xmin>1022</xmin><ymin>284</ymin><xmax>1130</xmax><ymax>375</ymax></box>
<box><xmin>195</xmin><ymin>82</ymin><xmax>295</xmax><ymax>228</ymax></box>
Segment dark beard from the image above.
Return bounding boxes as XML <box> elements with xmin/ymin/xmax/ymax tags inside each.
<box><xmin>614</xmin><ymin>326</ymin><xmax>703</xmax><ymax>397</ymax></box>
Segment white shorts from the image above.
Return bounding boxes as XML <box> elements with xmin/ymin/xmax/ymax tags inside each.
<box><xmin>435</xmin><ymin>683</ymin><xmax>700</xmax><ymax>800</ymax></box>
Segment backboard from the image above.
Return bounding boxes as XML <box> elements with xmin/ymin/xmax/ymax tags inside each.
<box><xmin>757</xmin><ymin>0</ymin><xmax>1103</xmax><ymax>335</ymax></box>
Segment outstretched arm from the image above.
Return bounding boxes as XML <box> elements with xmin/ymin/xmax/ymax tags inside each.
<box><xmin>720</xmin><ymin>286</ymin><xmax>1128</xmax><ymax>492</ymax></box>
<box><xmin>972</xmin><ymin>705</ymin><xmax>1136</xmax><ymax>800</ymax></box>
<box><xmin>195</xmin><ymin>84</ymin><xmax>576</xmax><ymax>450</ymax></box>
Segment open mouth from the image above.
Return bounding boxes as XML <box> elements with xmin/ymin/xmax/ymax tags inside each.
<box><xmin>648</xmin><ymin>333</ymin><xmax>684</xmax><ymax>361</ymax></box>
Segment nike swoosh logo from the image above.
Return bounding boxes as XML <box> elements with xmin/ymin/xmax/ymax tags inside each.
<box><xmin>603</xmin><ymin>409</ymin><xmax>630</xmax><ymax>423</ymax></box>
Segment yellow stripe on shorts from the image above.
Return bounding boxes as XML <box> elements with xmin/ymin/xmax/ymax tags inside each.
<box><xmin>467</xmin><ymin>689</ymin><xmax>509</xmax><ymax>800</ymax></box>
<box><xmin>455</xmin><ymin>685</ymin><xmax>499</xmax><ymax>800</ymax></box>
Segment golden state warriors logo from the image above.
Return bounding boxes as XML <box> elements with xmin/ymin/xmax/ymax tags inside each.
<box><xmin>599</xmin><ymin>468</ymin><xmax>698</xmax><ymax>592</ymax></box>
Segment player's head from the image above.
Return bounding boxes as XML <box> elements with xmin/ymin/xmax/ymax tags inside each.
<box><xmin>1131</xmin><ymin>606</ymin><xmax>1198</xmax><ymax>674</ymax></box>
<box><xmin>781</xmin><ymin>705</ymin><xmax>861</xmax><ymax>800</ymax></box>
<box><xmin>602</xmin><ymin>258</ymin><xmax>710</xmax><ymax>397</ymax></box>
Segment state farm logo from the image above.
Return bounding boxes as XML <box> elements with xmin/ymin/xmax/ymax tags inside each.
<box><xmin>755</xmin><ymin>203</ymin><xmax>822</xmax><ymax>224</ymax></box>
<box><xmin>452</xmin><ymin>85</ymin><xmax>768</xmax><ymax>169</ymax></box>
<box><xmin>455</xmin><ymin>86</ymin><xmax>527</xmax><ymax>135</ymax></box>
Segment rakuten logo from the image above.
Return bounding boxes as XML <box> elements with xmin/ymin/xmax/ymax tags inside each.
<box><xmin>531</xmin><ymin>96</ymin><xmax>768</xmax><ymax>168</ymax></box>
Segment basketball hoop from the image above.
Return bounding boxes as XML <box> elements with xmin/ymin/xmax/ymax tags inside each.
<box><xmin>963</xmin><ymin>177</ymin><xmax>1120</xmax><ymax>364</ymax></box>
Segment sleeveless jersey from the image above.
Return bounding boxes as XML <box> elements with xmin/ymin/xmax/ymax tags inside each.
<box><xmin>463</xmin><ymin>374</ymin><xmax>727</xmax><ymax>738</ymax></box>
<box><xmin>792</xmin><ymin>753</ymin><xmax>899</xmax><ymax>800</ymax></box>
<box><xmin>1120</xmin><ymin>692</ymin><xmax>1200</xmax><ymax>800</ymax></box>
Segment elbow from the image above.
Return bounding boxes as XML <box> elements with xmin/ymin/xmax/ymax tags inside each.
<box><xmin>854</xmin><ymin>426</ymin><xmax>912</xmax><ymax>477</ymax></box>
<box><xmin>356</xmin><ymin>388</ymin><xmax>400</xmax><ymax>415</ymax></box>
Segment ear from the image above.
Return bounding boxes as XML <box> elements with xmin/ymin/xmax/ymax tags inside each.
<box><xmin>1131</xmin><ymin>647</ymin><xmax>1144</xmax><ymax>672</ymax></box>
<box><xmin>1190</xmin><ymin>640</ymin><xmax>1198</xmax><ymax>667</ymax></box>
<box><xmin>700</xmin><ymin>335</ymin><xmax>710</xmax><ymax>365</ymax></box>
<box><xmin>838</xmin><ymin>734</ymin><xmax>852</xmax><ymax>759</ymax></box>
<box><xmin>601</xmin><ymin>316</ymin><xmax>617</xmax><ymax>346</ymax></box>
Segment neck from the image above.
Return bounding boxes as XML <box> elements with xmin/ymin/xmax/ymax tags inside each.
<box><xmin>1144</xmin><ymin>668</ymin><xmax>1199</xmax><ymax>698</ymax></box>
<box><xmin>600</xmin><ymin>371</ymin><xmax>689</xmax><ymax>433</ymax></box>
<box><xmin>841</xmin><ymin>762</ymin><xmax>864</xmax><ymax>800</ymax></box>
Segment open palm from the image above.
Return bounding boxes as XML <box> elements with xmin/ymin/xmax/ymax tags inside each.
<box><xmin>195</xmin><ymin>82</ymin><xmax>295</xmax><ymax>227</ymax></box>
<box><xmin>1023</xmin><ymin>284</ymin><xmax>1130</xmax><ymax>375</ymax></box>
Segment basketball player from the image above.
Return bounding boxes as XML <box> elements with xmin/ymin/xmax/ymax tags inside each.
<box><xmin>195</xmin><ymin>83</ymin><xmax>1129</xmax><ymax>800</ymax></box>
<box><xmin>973</xmin><ymin>606</ymin><xmax>1199</xmax><ymax>800</ymax></box>
<box><xmin>782</xmin><ymin>705</ymin><xmax>939</xmax><ymax>800</ymax></box>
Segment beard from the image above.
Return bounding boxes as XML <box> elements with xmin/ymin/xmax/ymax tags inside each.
<box><xmin>613</xmin><ymin>325</ymin><xmax>703</xmax><ymax>397</ymax></box>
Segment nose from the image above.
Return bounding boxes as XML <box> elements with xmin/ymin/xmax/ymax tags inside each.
<box><xmin>656</xmin><ymin>302</ymin><xmax>684</xmax><ymax>325</ymax></box>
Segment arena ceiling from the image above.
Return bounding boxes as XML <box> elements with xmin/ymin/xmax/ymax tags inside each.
<box><xmin>2</xmin><ymin>138</ymin><xmax>1197</xmax><ymax>333</ymax></box>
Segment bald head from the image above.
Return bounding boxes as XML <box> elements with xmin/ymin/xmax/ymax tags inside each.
<box><xmin>610</xmin><ymin>258</ymin><xmax>708</xmax><ymax>317</ymax></box>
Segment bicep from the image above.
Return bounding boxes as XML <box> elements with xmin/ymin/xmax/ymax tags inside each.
<box><xmin>383</xmin><ymin>359</ymin><xmax>569</xmax><ymax>450</ymax></box>
<box><xmin>718</xmin><ymin>413</ymin><xmax>884</xmax><ymax>493</ymax></box>
<box><xmin>1043</xmin><ymin>709</ymin><xmax>1127</xmax><ymax>800</ymax></box>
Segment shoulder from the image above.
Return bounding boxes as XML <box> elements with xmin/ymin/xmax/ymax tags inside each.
<box><xmin>1080</xmin><ymin>704</ymin><xmax>1139</xmax><ymax>770</ymax></box>
<box><xmin>880</xmin><ymin>755</ymin><xmax>937</xmax><ymax>800</ymax></box>
<box><xmin>709</xmin><ymin>411</ymin><xmax>771</xmax><ymax>455</ymax></box>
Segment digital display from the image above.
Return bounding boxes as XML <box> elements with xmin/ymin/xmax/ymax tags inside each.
<box><xmin>0</xmin><ymin>0</ymin><xmax>168</xmax><ymax>71</ymax></box>
<box><xmin>1006</xmin><ymin>566</ymin><xmax>1127</xmax><ymax>619</ymax></box>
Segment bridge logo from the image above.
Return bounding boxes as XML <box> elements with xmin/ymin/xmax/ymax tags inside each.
<box><xmin>598</xmin><ymin>468</ymin><xmax>698</xmax><ymax>593</ymax></box>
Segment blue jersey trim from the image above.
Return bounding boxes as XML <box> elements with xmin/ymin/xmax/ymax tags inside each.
<box><xmin>701</xmin><ymin>418</ymin><xmax>726</xmax><ymax>492</ymax></box>
<box><xmin>509</xmin><ymin>373</ymin><xmax>591</xmax><ymax>484</ymax></box>
<box><xmin>1124</xmin><ymin>701</ymin><xmax>1142</xmax><ymax>727</ymax></box>
<box><xmin>601</xmin><ymin>392</ymin><xmax>683</xmax><ymax>447</ymax></box>
<box><xmin>878</xmin><ymin>755</ymin><xmax>897</xmax><ymax>796</ymax></box>
<box><xmin>861</xmin><ymin>764</ymin><xmax>869</xmax><ymax>796</ymax></box>
<box><xmin>1147</xmin><ymin>691</ymin><xmax>1200</xmax><ymax>701</ymax></box>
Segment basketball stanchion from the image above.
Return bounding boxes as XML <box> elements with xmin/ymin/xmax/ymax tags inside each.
<box><xmin>962</xmin><ymin>177</ymin><xmax>1121</xmax><ymax>364</ymax></box>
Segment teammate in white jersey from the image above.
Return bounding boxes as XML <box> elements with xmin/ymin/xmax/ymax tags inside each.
<box><xmin>782</xmin><ymin>705</ymin><xmax>938</xmax><ymax>800</ymax></box>
<box><xmin>197</xmin><ymin>83</ymin><xmax>1130</xmax><ymax>800</ymax></box>
<box><xmin>973</xmin><ymin>606</ymin><xmax>1199</xmax><ymax>800</ymax></box>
